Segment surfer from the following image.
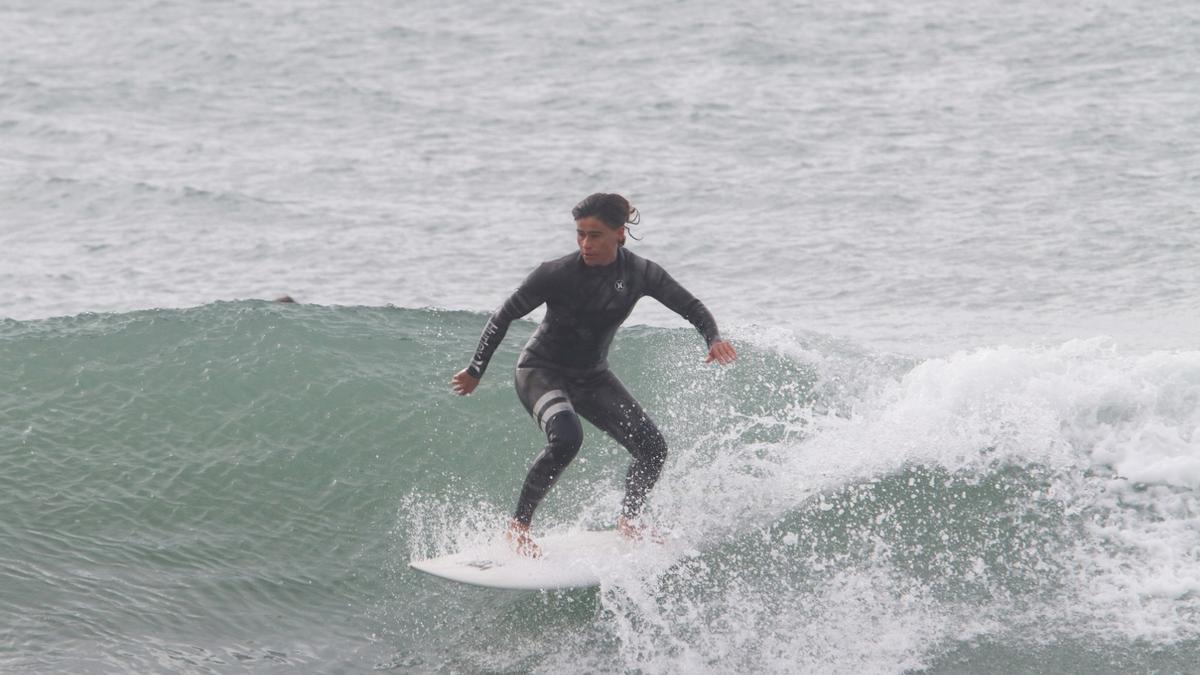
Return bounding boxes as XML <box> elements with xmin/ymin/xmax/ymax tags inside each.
<box><xmin>451</xmin><ymin>193</ymin><xmax>736</xmax><ymax>557</ymax></box>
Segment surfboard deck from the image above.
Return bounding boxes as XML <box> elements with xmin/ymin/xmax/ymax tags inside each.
<box><xmin>409</xmin><ymin>529</ymin><xmax>673</xmax><ymax>590</ymax></box>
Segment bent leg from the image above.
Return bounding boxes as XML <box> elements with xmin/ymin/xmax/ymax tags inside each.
<box><xmin>573</xmin><ymin>371</ymin><xmax>668</xmax><ymax>520</ymax></box>
<box><xmin>512</xmin><ymin>368</ymin><xmax>585</xmax><ymax>526</ymax></box>
<box><xmin>512</xmin><ymin>411</ymin><xmax>582</xmax><ymax>526</ymax></box>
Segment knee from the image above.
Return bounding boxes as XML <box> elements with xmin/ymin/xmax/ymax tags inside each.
<box><xmin>634</xmin><ymin>424</ymin><xmax>667</xmax><ymax>467</ymax></box>
<box><xmin>545</xmin><ymin>412</ymin><xmax>583</xmax><ymax>460</ymax></box>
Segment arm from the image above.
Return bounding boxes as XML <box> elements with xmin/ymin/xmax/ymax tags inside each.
<box><xmin>452</xmin><ymin>265</ymin><xmax>548</xmax><ymax>395</ymax></box>
<box><xmin>645</xmin><ymin>261</ymin><xmax>736</xmax><ymax>364</ymax></box>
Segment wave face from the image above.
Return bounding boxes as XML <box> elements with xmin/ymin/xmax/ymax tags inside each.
<box><xmin>2</xmin><ymin>302</ymin><xmax>1198</xmax><ymax>672</ymax></box>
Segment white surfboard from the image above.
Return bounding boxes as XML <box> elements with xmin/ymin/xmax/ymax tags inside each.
<box><xmin>409</xmin><ymin>529</ymin><xmax>679</xmax><ymax>590</ymax></box>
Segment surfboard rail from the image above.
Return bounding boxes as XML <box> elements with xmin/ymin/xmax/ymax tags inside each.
<box><xmin>409</xmin><ymin>529</ymin><xmax>679</xmax><ymax>590</ymax></box>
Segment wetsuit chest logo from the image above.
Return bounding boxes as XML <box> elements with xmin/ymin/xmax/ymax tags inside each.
<box><xmin>614</xmin><ymin>279</ymin><xmax>627</xmax><ymax>293</ymax></box>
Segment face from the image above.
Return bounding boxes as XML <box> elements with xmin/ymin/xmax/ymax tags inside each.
<box><xmin>576</xmin><ymin>216</ymin><xmax>623</xmax><ymax>266</ymax></box>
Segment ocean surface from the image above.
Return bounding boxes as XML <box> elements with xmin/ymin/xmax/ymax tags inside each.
<box><xmin>2</xmin><ymin>0</ymin><xmax>1198</xmax><ymax>672</ymax></box>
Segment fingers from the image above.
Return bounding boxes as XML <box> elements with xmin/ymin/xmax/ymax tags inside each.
<box><xmin>705</xmin><ymin>341</ymin><xmax>737</xmax><ymax>365</ymax></box>
<box><xmin>451</xmin><ymin>369</ymin><xmax>481</xmax><ymax>395</ymax></box>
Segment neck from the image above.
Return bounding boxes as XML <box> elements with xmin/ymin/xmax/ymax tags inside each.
<box><xmin>582</xmin><ymin>249</ymin><xmax>619</xmax><ymax>267</ymax></box>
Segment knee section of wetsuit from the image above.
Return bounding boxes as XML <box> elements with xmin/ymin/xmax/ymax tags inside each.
<box><xmin>513</xmin><ymin>411</ymin><xmax>583</xmax><ymax>525</ymax></box>
<box><xmin>544</xmin><ymin>410</ymin><xmax>583</xmax><ymax>464</ymax></box>
<box><xmin>621</xmin><ymin>425</ymin><xmax>668</xmax><ymax>519</ymax></box>
<box><xmin>630</xmin><ymin>423</ymin><xmax>667</xmax><ymax>467</ymax></box>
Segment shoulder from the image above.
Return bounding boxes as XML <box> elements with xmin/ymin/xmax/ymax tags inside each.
<box><xmin>541</xmin><ymin>252</ymin><xmax>580</xmax><ymax>271</ymax></box>
<box><xmin>524</xmin><ymin>252</ymin><xmax>579</xmax><ymax>284</ymax></box>
<box><xmin>621</xmin><ymin>248</ymin><xmax>651</xmax><ymax>269</ymax></box>
<box><xmin>623</xmin><ymin>249</ymin><xmax>666</xmax><ymax>278</ymax></box>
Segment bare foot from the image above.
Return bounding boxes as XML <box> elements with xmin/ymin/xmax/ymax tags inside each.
<box><xmin>503</xmin><ymin>519</ymin><xmax>541</xmax><ymax>558</ymax></box>
<box><xmin>617</xmin><ymin>515</ymin><xmax>640</xmax><ymax>540</ymax></box>
<box><xmin>617</xmin><ymin>516</ymin><xmax>664</xmax><ymax>544</ymax></box>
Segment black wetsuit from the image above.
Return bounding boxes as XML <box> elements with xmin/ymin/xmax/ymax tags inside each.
<box><xmin>466</xmin><ymin>248</ymin><xmax>721</xmax><ymax>526</ymax></box>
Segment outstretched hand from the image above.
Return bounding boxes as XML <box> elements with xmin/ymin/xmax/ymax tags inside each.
<box><xmin>451</xmin><ymin>368</ymin><xmax>480</xmax><ymax>396</ymax></box>
<box><xmin>705</xmin><ymin>339</ymin><xmax>737</xmax><ymax>365</ymax></box>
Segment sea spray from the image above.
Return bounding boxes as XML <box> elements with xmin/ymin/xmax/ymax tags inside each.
<box><xmin>2</xmin><ymin>304</ymin><xmax>1198</xmax><ymax>672</ymax></box>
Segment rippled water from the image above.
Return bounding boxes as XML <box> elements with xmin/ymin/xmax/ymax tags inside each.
<box><xmin>5</xmin><ymin>0</ymin><xmax>1198</xmax><ymax>351</ymax></box>
<box><xmin>3</xmin><ymin>0</ymin><xmax>1199</xmax><ymax>672</ymax></box>
<box><xmin>3</xmin><ymin>305</ymin><xmax>1199</xmax><ymax>672</ymax></box>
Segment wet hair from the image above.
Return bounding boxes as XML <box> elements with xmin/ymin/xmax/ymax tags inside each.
<box><xmin>572</xmin><ymin>193</ymin><xmax>642</xmax><ymax>244</ymax></box>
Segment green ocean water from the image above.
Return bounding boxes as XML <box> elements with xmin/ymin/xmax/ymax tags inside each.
<box><xmin>2</xmin><ymin>302</ymin><xmax>1198</xmax><ymax>673</ymax></box>
<box><xmin>5</xmin><ymin>0</ymin><xmax>1200</xmax><ymax>670</ymax></box>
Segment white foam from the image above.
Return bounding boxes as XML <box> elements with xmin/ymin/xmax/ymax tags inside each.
<box><xmin>594</xmin><ymin>337</ymin><xmax>1200</xmax><ymax>668</ymax></box>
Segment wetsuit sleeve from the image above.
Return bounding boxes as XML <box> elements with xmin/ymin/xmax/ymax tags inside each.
<box><xmin>465</xmin><ymin>265</ymin><xmax>549</xmax><ymax>379</ymax></box>
<box><xmin>644</xmin><ymin>261</ymin><xmax>722</xmax><ymax>348</ymax></box>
